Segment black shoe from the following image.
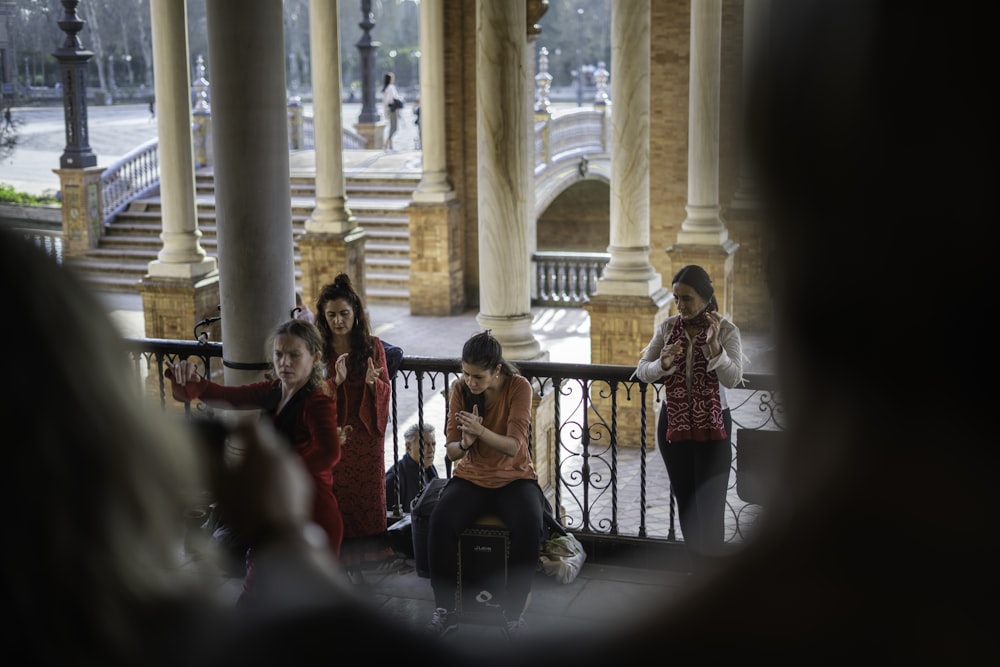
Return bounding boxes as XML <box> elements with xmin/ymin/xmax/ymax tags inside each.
<box><xmin>360</xmin><ymin>555</ymin><xmax>411</xmax><ymax>575</ymax></box>
<box><xmin>344</xmin><ymin>567</ymin><xmax>367</xmax><ymax>586</ymax></box>
<box><xmin>503</xmin><ymin>612</ymin><xmax>526</xmax><ymax>640</ymax></box>
<box><xmin>425</xmin><ymin>607</ymin><xmax>458</xmax><ymax>638</ymax></box>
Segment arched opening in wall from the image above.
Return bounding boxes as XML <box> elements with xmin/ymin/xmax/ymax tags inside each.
<box><xmin>537</xmin><ymin>179</ymin><xmax>610</xmax><ymax>252</ymax></box>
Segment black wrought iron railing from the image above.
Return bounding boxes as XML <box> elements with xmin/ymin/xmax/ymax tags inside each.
<box><xmin>125</xmin><ymin>337</ymin><xmax>784</xmax><ymax>556</ymax></box>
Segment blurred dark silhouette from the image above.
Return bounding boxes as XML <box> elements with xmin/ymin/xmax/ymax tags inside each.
<box><xmin>0</xmin><ymin>229</ymin><xmax>470</xmax><ymax>666</ymax></box>
<box><xmin>548</xmin><ymin>2</ymin><xmax>993</xmax><ymax>663</ymax></box>
<box><xmin>3</xmin><ymin>1</ymin><xmax>993</xmax><ymax>663</ymax></box>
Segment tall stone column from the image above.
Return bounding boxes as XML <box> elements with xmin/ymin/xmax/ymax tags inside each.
<box><xmin>476</xmin><ymin>0</ymin><xmax>543</xmax><ymax>361</ymax></box>
<box><xmin>731</xmin><ymin>0</ymin><xmax>765</xmax><ymax>207</ymax></box>
<box><xmin>728</xmin><ymin>0</ymin><xmax>770</xmax><ymax>330</ymax></box>
<box><xmin>298</xmin><ymin>0</ymin><xmax>366</xmax><ymax>308</ymax></box>
<box><xmin>524</xmin><ymin>0</ymin><xmax>547</xmax><ymax>308</ymax></box>
<box><xmin>595</xmin><ymin>0</ymin><xmax>659</xmax><ymax>298</ymax></box>
<box><xmin>138</xmin><ymin>0</ymin><xmax>220</xmax><ymax>342</ymax></box>
<box><xmin>668</xmin><ymin>0</ymin><xmax>738</xmax><ymax>319</ymax></box>
<box><xmin>206</xmin><ymin>0</ymin><xmax>295</xmax><ymax>385</ymax></box>
<box><xmin>407</xmin><ymin>0</ymin><xmax>463</xmax><ymax>316</ymax></box>
<box><xmin>584</xmin><ymin>0</ymin><xmax>669</xmax><ymax>447</ymax></box>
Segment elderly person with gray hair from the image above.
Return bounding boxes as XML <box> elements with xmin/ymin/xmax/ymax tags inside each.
<box><xmin>386</xmin><ymin>422</ymin><xmax>439</xmax><ymax>514</ymax></box>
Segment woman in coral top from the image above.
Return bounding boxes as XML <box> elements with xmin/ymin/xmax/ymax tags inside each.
<box><xmin>315</xmin><ymin>274</ymin><xmax>397</xmax><ymax>577</ymax></box>
<box><xmin>425</xmin><ymin>331</ymin><xmax>545</xmax><ymax>640</ymax></box>
<box><xmin>165</xmin><ymin>318</ymin><xmax>344</xmax><ymax>603</ymax></box>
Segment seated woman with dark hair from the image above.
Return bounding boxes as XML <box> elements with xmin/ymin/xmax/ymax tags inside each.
<box><xmin>425</xmin><ymin>331</ymin><xmax>545</xmax><ymax>640</ymax></box>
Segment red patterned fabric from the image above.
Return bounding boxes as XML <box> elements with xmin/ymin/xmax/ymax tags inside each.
<box><xmin>327</xmin><ymin>336</ymin><xmax>394</xmax><ymax>567</ymax></box>
<box><xmin>662</xmin><ymin>322</ymin><xmax>727</xmax><ymax>442</ymax></box>
<box><xmin>163</xmin><ymin>373</ymin><xmax>344</xmax><ymax>555</ymax></box>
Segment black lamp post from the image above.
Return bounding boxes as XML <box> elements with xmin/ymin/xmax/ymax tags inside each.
<box><xmin>52</xmin><ymin>0</ymin><xmax>96</xmax><ymax>169</ymax></box>
<box><xmin>576</xmin><ymin>7</ymin><xmax>585</xmax><ymax>107</ymax></box>
<box><xmin>356</xmin><ymin>0</ymin><xmax>381</xmax><ymax>124</ymax></box>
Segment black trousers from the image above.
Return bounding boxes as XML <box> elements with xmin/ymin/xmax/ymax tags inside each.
<box><xmin>427</xmin><ymin>477</ymin><xmax>544</xmax><ymax>616</ymax></box>
<box><xmin>657</xmin><ymin>405</ymin><xmax>733</xmax><ymax>559</ymax></box>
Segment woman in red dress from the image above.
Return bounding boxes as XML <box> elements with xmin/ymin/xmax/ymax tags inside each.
<box><xmin>315</xmin><ymin>274</ymin><xmax>398</xmax><ymax>577</ymax></box>
<box><xmin>165</xmin><ymin>318</ymin><xmax>344</xmax><ymax>601</ymax></box>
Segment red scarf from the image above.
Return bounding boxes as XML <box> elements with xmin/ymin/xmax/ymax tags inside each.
<box><xmin>662</xmin><ymin>320</ymin><xmax>726</xmax><ymax>442</ymax></box>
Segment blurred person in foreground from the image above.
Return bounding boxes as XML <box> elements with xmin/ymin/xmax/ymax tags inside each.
<box><xmin>532</xmin><ymin>2</ymin><xmax>993</xmax><ymax>664</ymax></box>
<box><xmin>165</xmin><ymin>318</ymin><xmax>345</xmax><ymax>605</ymax></box>
<box><xmin>0</xmin><ymin>230</ymin><xmax>471</xmax><ymax>666</ymax></box>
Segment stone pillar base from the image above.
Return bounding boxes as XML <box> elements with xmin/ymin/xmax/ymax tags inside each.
<box><xmin>665</xmin><ymin>241</ymin><xmax>738</xmax><ymax>321</ymax></box>
<box><xmin>298</xmin><ymin>227</ymin><xmax>367</xmax><ymax>307</ymax></box>
<box><xmin>55</xmin><ymin>166</ymin><xmax>104</xmax><ymax>256</ymax></box>
<box><xmin>138</xmin><ymin>273</ymin><xmax>222</xmax><ymax>342</ymax></box>
<box><xmin>353</xmin><ymin>121</ymin><xmax>387</xmax><ymax>150</ymax></box>
<box><xmin>407</xmin><ymin>199</ymin><xmax>466</xmax><ymax>315</ymax></box>
<box><xmin>585</xmin><ymin>290</ymin><xmax>672</xmax><ymax>447</ymax></box>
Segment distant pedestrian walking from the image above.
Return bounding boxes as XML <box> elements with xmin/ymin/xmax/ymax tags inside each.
<box><xmin>382</xmin><ymin>72</ymin><xmax>402</xmax><ymax>151</ymax></box>
<box><xmin>412</xmin><ymin>98</ymin><xmax>421</xmax><ymax>149</ymax></box>
<box><xmin>3</xmin><ymin>108</ymin><xmax>11</xmax><ymax>128</ymax></box>
<box><xmin>148</xmin><ymin>99</ymin><xmax>155</xmax><ymax>120</ymax></box>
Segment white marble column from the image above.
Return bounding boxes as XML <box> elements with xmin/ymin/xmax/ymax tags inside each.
<box><xmin>305</xmin><ymin>0</ymin><xmax>355</xmax><ymax>233</ymax></box>
<box><xmin>206</xmin><ymin>0</ymin><xmax>295</xmax><ymax>384</ymax></box>
<box><xmin>476</xmin><ymin>0</ymin><xmax>542</xmax><ymax>361</ymax></box>
<box><xmin>676</xmin><ymin>0</ymin><xmax>729</xmax><ymax>244</ymax></box>
<box><xmin>412</xmin><ymin>0</ymin><xmax>454</xmax><ymax>204</ymax></box>
<box><xmin>595</xmin><ymin>0</ymin><xmax>661</xmax><ymax>297</ymax></box>
<box><xmin>145</xmin><ymin>0</ymin><xmax>215</xmax><ymax>279</ymax></box>
<box><xmin>732</xmin><ymin>0</ymin><xmax>767</xmax><ymax>207</ymax></box>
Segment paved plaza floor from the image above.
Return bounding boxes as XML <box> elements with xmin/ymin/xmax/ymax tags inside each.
<box><xmin>0</xmin><ymin>101</ymin><xmax>422</xmax><ymax>196</ymax></box>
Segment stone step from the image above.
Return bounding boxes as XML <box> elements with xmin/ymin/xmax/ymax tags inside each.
<box><xmin>71</xmin><ymin>173</ymin><xmax>416</xmax><ymax>301</ymax></box>
<box><xmin>195</xmin><ymin>173</ymin><xmax>420</xmax><ymax>200</ymax></box>
<box><xmin>364</xmin><ymin>286</ymin><xmax>410</xmax><ymax>305</ymax></box>
<box><xmin>365</xmin><ymin>260</ymin><xmax>410</xmax><ymax>279</ymax></box>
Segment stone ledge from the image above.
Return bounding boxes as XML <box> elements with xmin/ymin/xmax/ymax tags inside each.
<box><xmin>0</xmin><ymin>202</ymin><xmax>62</xmax><ymax>226</ymax></box>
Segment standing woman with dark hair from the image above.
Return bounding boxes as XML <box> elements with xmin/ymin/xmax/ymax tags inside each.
<box><xmin>382</xmin><ymin>72</ymin><xmax>401</xmax><ymax>151</ymax></box>
<box><xmin>634</xmin><ymin>265</ymin><xmax>745</xmax><ymax>571</ymax></box>
<box><xmin>425</xmin><ymin>331</ymin><xmax>544</xmax><ymax>639</ymax></box>
<box><xmin>315</xmin><ymin>273</ymin><xmax>398</xmax><ymax>577</ymax></box>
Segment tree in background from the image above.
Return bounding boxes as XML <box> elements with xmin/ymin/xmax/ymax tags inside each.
<box><xmin>9</xmin><ymin>0</ymin><xmax>610</xmax><ymax>102</ymax></box>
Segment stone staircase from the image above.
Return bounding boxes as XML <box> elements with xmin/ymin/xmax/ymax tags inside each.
<box><xmin>64</xmin><ymin>169</ymin><xmax>420</xmax><ymax>304</ymax></box>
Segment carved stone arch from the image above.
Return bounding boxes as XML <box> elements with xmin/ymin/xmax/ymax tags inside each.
<box><xmin>536</xmin><ymin>170</ymin><xmax>611</xmax><ymax>254</ymax></box>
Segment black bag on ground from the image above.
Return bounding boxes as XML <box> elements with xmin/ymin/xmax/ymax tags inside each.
<box><xmin>387</xmin><ymin>513</ymin><xmax>414</xmax><ymax>558</ymax></box>
<box><xmin>410</xmin><ymin>477</ymin><xmax>448</xmax><ymax>578</ymax></box>
<box><xmin>202</xmin><ymin>503</ymin><xmax>249</xmax><ymax>577</ymax></box>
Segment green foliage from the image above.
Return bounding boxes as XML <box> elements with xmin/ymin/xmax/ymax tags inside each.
<box><xmin>0</xmin><ymin>183</ymin><xmax>59</xmax><ymax>206</ymax></box>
